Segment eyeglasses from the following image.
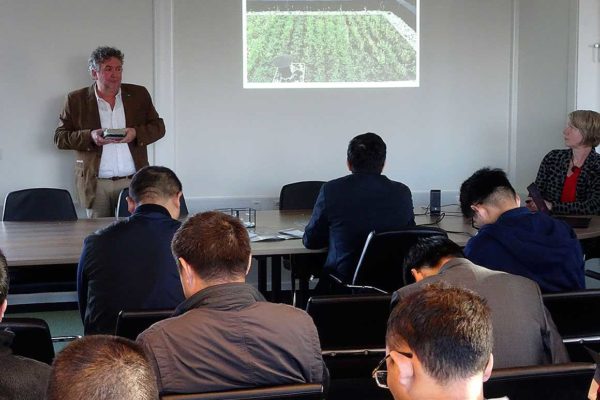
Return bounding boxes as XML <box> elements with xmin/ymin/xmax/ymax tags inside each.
<box><xmin>372</xmin><ymin>351</ymin><xmax>413</xmax><ymax>389</ymax></box>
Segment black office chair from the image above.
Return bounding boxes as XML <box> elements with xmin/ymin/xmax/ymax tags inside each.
<box><xmin>279</xmin><ymin>181</ymin><xmax>326</xmax><ymax>306</ymax></box>
<box><xmin>3</xmin><ymin>188</ymin><xmax>79</xmax><ymax>302</ymax></box>
<box><xmin>116</xmin><ymin>188</ymin><xmax>189</xmax><ymax>218</ymax></box>
<box><xmin>484</xmin><ymin>362</ymin><xmax>595</xmax><ymax>400</ymax></box>
<box><xmin>330</xmin><ymin>227</ymin><xmax>447</xmax><ymax>294</ymax></box>
<box><xmin>543</xmin><ymin>289</ymin><xmax>600</xmax><ymax>362</ymax></box>
<box><xmin>279</xmin><ymin>181</ymin><xmax>325</xmax><ymax>211</ymax></box>
<box><xmin>160</xmin><ymin>383</ymin><xmax>323</xmax><ymax>400</ymax></box>
<box><xmin>114</xmin><ymin>309</ymin><xmax>174</xmax><ymax>340</ymax></box>
<box><xmin>2</xmin><ymin>188</ymin><xmax>77</xmax><ymax>221</ymax></box>
<box><xmin>0</xmin><ymin>317</ymin><xmax>55</xmax><ymax>364</ymax></box>
<box><xmin>305</xmin><ymin>294</ymin><xmax>392</xmax><ymax>400</ymax></box>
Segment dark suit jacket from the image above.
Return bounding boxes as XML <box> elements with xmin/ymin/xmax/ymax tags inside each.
<box><xmin>303</xmin><ymin>172</ymin><xmax>415</xmax><ymax>282</ymax></box>
<box><xmin>54</xmin><ymin>83</ymin><xmax>165</xmax><ymax>208</ymax></box>
<box><xmin>391</xmin><ymin>258</ymin><xmax>570</xmax><ymax>369</ymax></box>
<box><xmin>77</xmin><ymin>204</ymin><xmax>184</xmax><ymax>335</ymax></box>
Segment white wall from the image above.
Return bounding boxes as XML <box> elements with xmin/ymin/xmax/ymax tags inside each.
<box><xmin>0</xmin><ymin>0</ymin><xmax>578</xmax><ymax>213</ymax></box>
<box><xmin>0</xmin><ymin>0</ymin><xmax>155</xmax><ymax>209</ymax></box>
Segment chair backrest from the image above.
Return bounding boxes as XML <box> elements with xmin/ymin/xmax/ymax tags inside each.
<box><xmin>483</xmin><ymin>362</ymin><xmax>595</xmax><ymax>400</ymax></box>
<box><xmin>543</xmin><ymin>289</ymin><xmax>600</xmax><ymax>338</ymax></box>
<box><xmin>279</xmin><ymin>181</ymin><xmax>325</xmax><ymax>211</ymax></box>
<box><xmin>2</xmin><ymin>188</ymin><xmax>77</xmax><ymax>221</ymax></box>
<box><xmin>543</xmin><ymin>289</ymin><xmax>600</xmax><ymax>362</ymax></box>
<box><xmin>116</xmin><ymin>188</ymin><xmax>189</xmax><ymax>218</ymax></box>
<box><xmin>115</xmin><ymin>309</ymin><xmax>174</xmax><ymax>340</ymax></box>
<box><xmin>306</xmin><ymin>294</ymin><xmax>391</xmax><ymax>351</ymax></box>
<box><xmin>352</xmin><ymin>227</ymin><xmax>448</xmax><ymax>293</ymax></box>
<box><xmin>0</xmin><ymin>317</ymin><xmax>55</xmax><ymax>364</ymax></box>
<box><xmin>160</xmin><ymin>383</ymin><xmax>323</xmax><ymax>400</ymax></box>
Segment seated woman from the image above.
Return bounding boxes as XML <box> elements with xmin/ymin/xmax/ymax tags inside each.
<box><xmin>533</xmin><ymin>110</ymin><xmax>600</xmax><ymax>215</ymax></box>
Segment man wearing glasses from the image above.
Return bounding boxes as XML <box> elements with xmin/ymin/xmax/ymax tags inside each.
<box><xmin>373</xmin><ymin>283</ymin><xmax>499</xmax><ymax>400</ymax></box>
<box><xmin>391</xmin><ymin>237</ymin><xmax>568</xmax><ymax>369</ymax></box>
<box><xmin>459</xmin><ymin>168</ymin><xmax>584</xmax><ymax>293</ymax></box>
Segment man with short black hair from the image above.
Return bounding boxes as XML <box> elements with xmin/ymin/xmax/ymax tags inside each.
<box><xmin>392</xmin><ymin>237</ymin><xmax>569</xmax><ymax>369</ymax></box>
<box><xmin>47</xmin><ymin>335</ymin><xmax>158</xmax><ymax>400</ymax></box>
<box><xmin>137</xmin><ymin>211</ymin><xmax>324</xmax><ymax>395</ymax></box>
<box><xmin>380</xmin><ymin>284</ymin><xmax>494</xmax><ymax>400</ymax></box>
<box><xmin>303</xmin><ymin>132</ymin><xmax>415</xmax><ymax>285</ymax></box>
<box><xmin>460</xmin><ymin>167</ymin><xmax>584</xmax><ymax>292</ymax></box>
<box><xmin>78</xmin><ymin>166</ymin><xmax>185</xmax><ymax>334</ymax></box>
<box><xmin>0</xmin><ymin>249</ymin><xmax>51</xmax><ymax>399</ymax></box>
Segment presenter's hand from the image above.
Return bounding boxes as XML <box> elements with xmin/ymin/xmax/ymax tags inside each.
<box><xmin>120</xmin><ymin>127</ymin><xmax>137</xmax><ymax>144</ymax></box>
<box><xmin>91</xmin><ymin>129</ymin><xmax>120</xmax><ymax>146</ymax></box>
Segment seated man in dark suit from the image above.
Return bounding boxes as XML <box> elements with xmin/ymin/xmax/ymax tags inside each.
<box><xmin>380</xmin><ymin>284</ymin><xmax>494</xmax><ymax>400</ymax></box>
<box><xmin>0</xmin><ymin>249</ymin><xmax>51</xmax><ymax>400</ymax></box>
<box><xmin>392</xmin><ymin>237</ymin><xmax>569</xmax><ymax>368</ymax></box>
<box><xmin>460</xmin><ymin>167</ymin><xmax>584</xmax><ymax>293</ymax></box>
<box><xmin>77</xmin><ymin>166</ymin><xmax>185</xmax><ymax>334</ymax></box>
<box><xmin>47</xmin><ymin>335</ymin><xmax>158</xmax><ymax>400</ymax></box>
<box><xmin>137</xmin><ymin>212</ymin><xmax>324</xmax><ymax>395</ymax></box>
<box><xmin>303</xmin><ymin>132</ymin><xmax>415</xmax><ymax>285</ymax></box>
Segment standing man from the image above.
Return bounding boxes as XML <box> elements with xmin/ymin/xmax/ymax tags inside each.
<box><xmin>55</xmin><ymin>46</ymin><xmax>165</xmax><ymax>217</ymax></box>
<box><xmin>303</xmin><ymin>132</ymin><xmax>415</xmax><ymax>287</ymax></box>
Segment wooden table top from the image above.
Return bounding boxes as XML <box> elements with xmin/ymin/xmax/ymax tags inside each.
<box><xmin>1</xmin><ymin>209</ymin><xmax>598</xmax><ymax>267</ymax></box>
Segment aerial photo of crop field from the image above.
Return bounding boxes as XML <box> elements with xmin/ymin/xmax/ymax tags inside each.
<box><xmin>244</xmin><ymin>0</ymin><xmax>418</xmax><ymax>87</ymax></box>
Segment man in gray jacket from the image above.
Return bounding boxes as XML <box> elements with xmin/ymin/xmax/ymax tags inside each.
<box><xmin>137</xmin><ymin>211</ymin><xmax>324</xmax><ymax>395</ymax></box>
<box><xmin>392</xmin><ymin>237</ymin><xmax>569</xmax><ymax>369</ymax></box>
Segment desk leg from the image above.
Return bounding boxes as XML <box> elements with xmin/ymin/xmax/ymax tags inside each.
<box><xmin>256</xmin><ymin>257</ymin><xmax>267</xmax><ymax>296</ymax></box>
<box><xmin>271</xmin><ymin>256</ymin><xmax>281</xmax><ymax>303</ymax></box>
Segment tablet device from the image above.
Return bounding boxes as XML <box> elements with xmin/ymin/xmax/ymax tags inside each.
<box><xmin>527</xmin><ymin>182</ymin><xmax>550</xmax><ymax>214</ymax></box>
<box><xmin>103</xmin><ymin>128</ymin><xmax>127</xmax><ymax>139</ymax></box>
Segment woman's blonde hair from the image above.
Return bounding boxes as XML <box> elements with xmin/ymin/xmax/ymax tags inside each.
<box><xmin>569</xmin><ymin>110</ymin><xmax>600</xmax><ymax>147</ymax></box>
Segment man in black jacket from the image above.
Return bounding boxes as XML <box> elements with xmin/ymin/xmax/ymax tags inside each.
<box><xmin>77</xmin><ymin>166</ymin><xmax>185</xmax><ymax>334</ymax></box>
<box><xmin>303</xmin><ymin>132</ymin><xmax>415</xmax><ymax>286</ymax></box>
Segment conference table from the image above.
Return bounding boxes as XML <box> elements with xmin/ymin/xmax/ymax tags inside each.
<box><xmin>1</xmin><ymin>209</ymin><xmax>599</xmax><ymax>302</ymax></box>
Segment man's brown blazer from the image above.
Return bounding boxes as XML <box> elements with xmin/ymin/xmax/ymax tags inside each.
<box><xmin>54</xmin><ymin>83</ymin><xmax>165</xmax><ymax>208</ymax></box>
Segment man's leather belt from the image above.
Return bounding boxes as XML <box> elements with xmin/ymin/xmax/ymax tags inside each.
<box><xmin>100</xmin><ymin>174</ymin><xmax>134</xmax><ymax>181</ymax></box>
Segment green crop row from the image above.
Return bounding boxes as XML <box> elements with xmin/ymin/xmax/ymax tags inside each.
<box><xmin>246</xmin><ymin>13</ymin><xmax>417</xmax><ymax>83</ymax></box>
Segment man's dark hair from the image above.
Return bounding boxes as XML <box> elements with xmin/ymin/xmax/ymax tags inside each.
<box><xmin>47</xmin><ymin>335</ymin><xmax>158</xmax><ymax>400</ymax></box>
<box><xmin>88</xmin><ymin>46</ymin><xmax>124</xmax><ymax>73</ymax></box>
<box><xmin>386</xmin><ymin>283</ymin><xmax>493</xmax><ymax>384</ymax></box>
<box><xmin>0</xmin><ymin>249</ymin><xmax>7</xmax><ymax>304</ymax></box>
<box><xmin>129</xmin><ymin>166</ymin><xmax>182</xmax><ymax>204</ymax></box>
<box><xmin>459</xmin><ymin>168</ymin><xmax>516</xmax><ymax>218</ymax></box>
<box><xmin>347</xmin><ymin>132</ymin><xmax>386</xmax><ymax>173</ymax></box>
<box><xmin>405</xmin><ymin>237</ymin><xmax>464</xmax><ymax>271</ymax></box>
<box><xmin>171</xmin><ymin>211</ymin><xmax>251</xmax><ymax>282</ymax></box>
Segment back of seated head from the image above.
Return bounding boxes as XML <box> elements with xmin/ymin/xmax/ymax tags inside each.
<box><xmin>47</xmin><ymin>335</ymin><xmax>158</xmax><ymax>400</ymax></box>
<box><xmin>459</xmin><ymin>167</ymin><xmax>517</xmax><ymax>218</ymax></box>
<box><xmin>386</xmin><ymin>283</ymin><xmax>493</xmax><ymax>386</ymax></box>
<box><xmin>171</xmin><ymin>211</ymin><xmax>251</xmax><ymax>284</ymax></box>
<box><xmin>347</xmin><ymin>132</ymin><xmax>386</xmax><ymax>173</ymax></box>
<box><xmin>129</xmin><ymin>166</ymin><xmax>182</xmax><ymax>204</ymax></box>
<box><xmin>404</xmin><ymin>237</ymin><xmax>465</xmax><ymax>271</ymax></box>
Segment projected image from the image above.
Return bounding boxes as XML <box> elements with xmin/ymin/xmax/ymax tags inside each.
<box><xmin>243</xmin><ymin>0</ymin><xmax>419</xmax><ymax>88</ymax></box>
